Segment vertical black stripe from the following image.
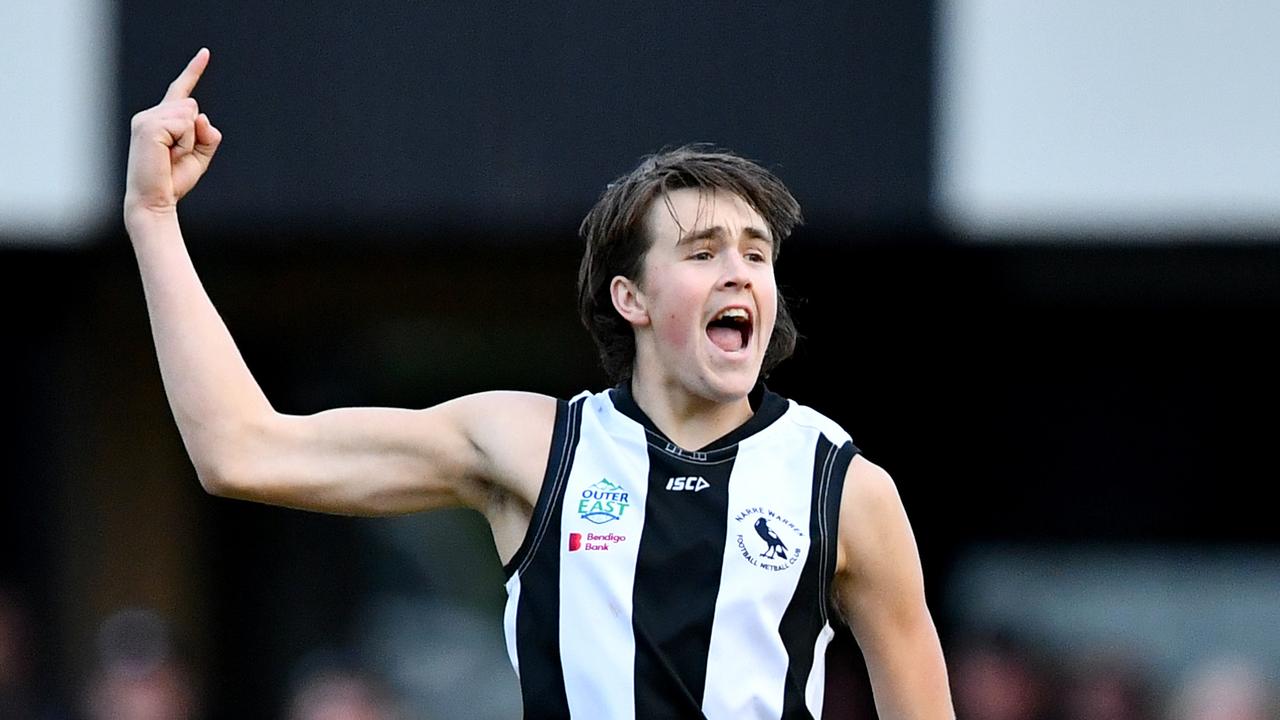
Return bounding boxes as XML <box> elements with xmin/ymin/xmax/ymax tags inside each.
<box><xmin>820</xmin><ymin>442</ymin><xmax>855</xmax><ymax>627</ymax></box>
<box><xmin>778</xmin><ymin>438</ymin><xmax>856</xmax><ymax>719</ymax></box>
<box><xmin>514</xmin><ymin>399</ymin><xmax>583</xmax><ymax>720</ymax></box>
<box><xmin>631</xmin><ymin>446</ymin><xmax>736</xmax><ymax>717</ymax></box>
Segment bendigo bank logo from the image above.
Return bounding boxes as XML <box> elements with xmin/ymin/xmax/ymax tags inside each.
<box><xmin>734</xmin><ymin>507</ymin><xmax>804</xmax><ymax>572</ymax></box>
<box><xmin>578</xmin><ymin>478</ymin><xmax>631</xmax><ymax>524</ymax></box>
<box><xmin>568</xmin><ymin>531</ymin><xmax>626</xmax><ymax>552</ymax></box>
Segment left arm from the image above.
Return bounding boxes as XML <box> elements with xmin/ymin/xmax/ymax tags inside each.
<box><xmin>835</xmin><ymin>455</ymin><xmax>955</xmax><ymax>719</ymax></box>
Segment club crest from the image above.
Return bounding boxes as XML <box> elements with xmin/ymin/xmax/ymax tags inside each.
<box><xmin>733</xmin><ymin>506</ymin><xmax>804</xmax><ymax>572</ymax></box>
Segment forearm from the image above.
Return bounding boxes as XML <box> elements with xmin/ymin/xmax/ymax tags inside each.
<box><xmin>128</xmin><ymin>208</ymin><xmax>274</xmax><ymax>487</ymax></box>
<box><xmin>862</xmin><ymin>618</ymin><xmax>955</xmax><ymax>720</ymax></box>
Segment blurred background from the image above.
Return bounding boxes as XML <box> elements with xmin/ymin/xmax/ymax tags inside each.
<box><xmin>3</xmin><ymin>1</ymin><xmax>1279</xmax><ymax>718</ymax></box>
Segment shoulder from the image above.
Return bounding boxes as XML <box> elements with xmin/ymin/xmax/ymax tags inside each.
<box><xmin>840</xmin><ymin>456</ymin><xmax>900</xmax><ymax>524</ymax></box>
<box><xmin>443</xmin><ymin>390</ymin><xmax>561</xmax><ymax>439</ymax></box>
<box><xmin>835</xmin><ymin>456</ymin><xmax>914</xmax><ymax>582</ymax></box>
<box><xmin>442</xmin><ymin>390</ymin><xmax>562</xmax><ymax>500</ymax></box>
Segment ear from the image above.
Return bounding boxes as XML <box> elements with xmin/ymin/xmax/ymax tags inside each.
<box><xmin>610</xmin><ymin>275</ymin><xmax>650</xmax><ymax>327</ymax></box>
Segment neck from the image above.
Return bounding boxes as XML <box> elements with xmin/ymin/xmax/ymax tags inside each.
<box><xmin>629</xmin><ymin>373</ymin><xmax>755</xmax><ymax>451</ymax></box>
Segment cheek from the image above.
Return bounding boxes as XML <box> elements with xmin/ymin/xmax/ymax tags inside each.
<box><xmin>758</xmin><ymin>281</ymin><xmax>779</xmax><ymax>340</ymax></box>
<box><xmin>657</xmin><ymin>310</ymin><xmax>696</xmax><ymax>351</ymax></box>
<box><xmin>647</xmin><ymin>272</ymin><xmax>704</xmax><ymax>351</ymax></box>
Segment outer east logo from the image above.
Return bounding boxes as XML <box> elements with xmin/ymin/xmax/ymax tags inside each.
<box><xmin>578</xmin><ymin>478</ymin><xmax>631</xmax><ymax>525</ymax></box>
<box><xmin>733</xmin><ymin>506</ymin><xmax>804</xmax><ymax>572</ymax></box>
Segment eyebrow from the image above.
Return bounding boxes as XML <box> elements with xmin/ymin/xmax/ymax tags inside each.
<box><xmin>676</xmin><ymin>225</ymin><xmax>774</xmax><ymax>246</ymax></box>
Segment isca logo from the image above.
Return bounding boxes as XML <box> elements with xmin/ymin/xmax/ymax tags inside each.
<box><xmin>666</xmin><ymin>476</ymin><xmax>709</xmax><ymax>492</ymax></box>
<box><xmin>578</xmin><ymin>478</ymin><xmax>630</xmax><ymax>524</ymax></box>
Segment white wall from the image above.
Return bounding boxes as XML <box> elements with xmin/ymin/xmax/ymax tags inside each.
<box><xmin>0</xmin><ymin>0</ymin><xmax>115</xmax><ymax>245</ymax></box>
<box><xmin>937</xmin><ymin>1</ymin><xmax>1280</xmax><ymax>239</ymax></box>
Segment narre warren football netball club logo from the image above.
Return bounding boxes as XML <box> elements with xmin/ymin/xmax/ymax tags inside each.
<box><xmin>734</xmin><ymin>506</ymin><xmax>804</xmax><ymax>572</ymax></box>
<box><xmin>578</xmin><ymin>478</ymin><xmax>631</xmax><ymax>524</ymax></box>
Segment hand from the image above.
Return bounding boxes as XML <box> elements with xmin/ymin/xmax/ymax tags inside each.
<box><xmin>124</xmin><ymin>48</ymin><xmax>222</xmax><ymax>221</ymax></box>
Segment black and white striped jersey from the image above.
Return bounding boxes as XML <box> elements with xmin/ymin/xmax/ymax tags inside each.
<box><xmin>502</xmin><ymin>383</ymin><xmax>859</xmax><ymax>720</ymax></box>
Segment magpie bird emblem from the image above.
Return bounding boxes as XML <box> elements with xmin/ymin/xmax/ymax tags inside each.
<box><xmin>754</xmin><ymin>517</ymin><xmax>788</xmax><ymax>560</ymax></box>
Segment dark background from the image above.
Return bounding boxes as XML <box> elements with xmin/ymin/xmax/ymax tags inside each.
<box><xmin>3</xmin><ymin>2</ymin><xmax>1278</xmax><ymax>717</ymax></box>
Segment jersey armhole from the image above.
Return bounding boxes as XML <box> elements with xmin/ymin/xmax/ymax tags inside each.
<box><xmin>502</xmin><ymin>396</ymin><xmax>582</xmax><ymax>578</ymax></box>
<box><xmin>822</xmin><ymin>440</ymin><xmax>859</xmax><ymax>626</ymax></box>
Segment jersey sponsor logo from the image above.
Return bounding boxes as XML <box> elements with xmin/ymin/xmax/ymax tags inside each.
<box><xmin>665</xmin><ymin>476</ymin><xmax>709</xmax><ymax>492</ymax></box>
<box><xmin>568</xmin><ymin>531</ymin><xmax>627</xmax><ymax>552</ymax></box>
<box><xmin>733</xmin><ymin>506</ymin><xmax>804</xmax><ymax>572</ymax></box>
<box><xmin>578</xmin><ymin>478</ymin><xmax>631</xmax><ymax>524</ymax></box>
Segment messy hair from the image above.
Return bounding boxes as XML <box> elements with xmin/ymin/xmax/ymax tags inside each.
<box><xmin>577</xmin><ymin>145</ymin><xmax>803</xmax><ymax>383</ymax></box>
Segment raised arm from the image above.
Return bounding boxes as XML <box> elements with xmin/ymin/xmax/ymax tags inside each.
<box><xmin>123</xmin><ymin>50</ymin><xmax>552</xmax><ymax>530</ymax></box>
<box><xmin>835</xmin><ymin>456</ymin><xmax>955</xmax><ymax>719</ymax></box>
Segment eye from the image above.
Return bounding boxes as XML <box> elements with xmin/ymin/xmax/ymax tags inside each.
<box><xmin>745</xmin><ymin>250</ymin><xmax>768</xmax><ymax>263</ymax></box>
<box><xmin>691</xmin><ymin>250</ymin><xmax>714</xmax><ymax>260</ymax></box>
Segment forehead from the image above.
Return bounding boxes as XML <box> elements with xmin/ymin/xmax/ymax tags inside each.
<box><xmin>642</xmin><ymin>187</ymin><xmax>769</xmax><ymax>244</ymax></box>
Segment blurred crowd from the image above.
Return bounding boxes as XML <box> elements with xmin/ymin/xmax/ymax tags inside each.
<box><xmin>3</xmin><ymin>583</ymin><xmax>1276</xmax><ymax>719</ymax></box>
<box><xmin>0</xmin><ymin>585</ymin><xmax>402</xmax><ymax>720</ymax></box>
<box><xmin>949</xmin><ymin>630</ymin><xmax>1278</xmax><ymax>720</ymax></box>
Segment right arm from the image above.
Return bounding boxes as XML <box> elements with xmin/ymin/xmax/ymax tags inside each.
<box><xmin>125</xmin><ymin>49</ymin><xmax>552</xmax><ymax>523</ymax></box>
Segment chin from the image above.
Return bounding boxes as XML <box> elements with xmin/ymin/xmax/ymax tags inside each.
<box><xmin>697</xmin><ymin>363</ymin><xmax>761</xmax><ymax>402</ymax></box>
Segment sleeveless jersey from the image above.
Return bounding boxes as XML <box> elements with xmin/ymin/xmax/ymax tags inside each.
<box><xmin>502</xmin><ymin>383</ymin><xmax>859</xmax><ymax>720</ymax></box>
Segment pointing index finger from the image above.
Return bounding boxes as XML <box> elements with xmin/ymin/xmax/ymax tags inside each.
<box><xmin>162</xmin><ymin>48</ymin><xmax>210</xmax><ymax>102</ymax></box>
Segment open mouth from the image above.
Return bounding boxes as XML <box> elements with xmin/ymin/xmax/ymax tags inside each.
<box><xmin>706</xmin><ymin>307</ymin><xmax>752</xmax><ymax>352</ymax></box>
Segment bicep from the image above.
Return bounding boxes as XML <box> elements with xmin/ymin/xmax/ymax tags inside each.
<box><xmin>835</xmin><ymin>457</ymin><xmax>927</xmax><ymax>632</ymax></box>
<box><xmin>211</xmin><ymin>391</ymin><xmax>555</xmax><ymax>516</ymax></box>
<box><xmin>835</xmin><ymin>456</ymin><xmax>954</xmax><ymax>718</ymax></box>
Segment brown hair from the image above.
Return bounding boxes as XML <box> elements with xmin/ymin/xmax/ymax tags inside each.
<box><xmin>577</xmin><ymin>145</ymin><xmax>803</xmax><ymax>383</ymax></box>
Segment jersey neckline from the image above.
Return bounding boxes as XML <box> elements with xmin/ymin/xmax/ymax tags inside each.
<box><xmin>607</xmin><ymin>381</ymin><xmax>790</xmax><ymax>454</ymax></box>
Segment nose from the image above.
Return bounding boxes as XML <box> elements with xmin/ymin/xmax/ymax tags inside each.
<box><xmin>719</xmin><ymin>252</ymin><xmax>753</xmax><ymax>290</ymax></box>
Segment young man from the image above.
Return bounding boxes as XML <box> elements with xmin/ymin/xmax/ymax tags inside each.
<box><xmin>125</xmin><ymin>49</ymin><xmax>954</xmax><ymax>719</ymax></box>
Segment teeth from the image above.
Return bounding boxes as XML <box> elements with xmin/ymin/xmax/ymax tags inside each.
<box><xmin>715</xmin><ymin>308</ymin><xmax>749</xmax><ymax>322</ymax></box>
